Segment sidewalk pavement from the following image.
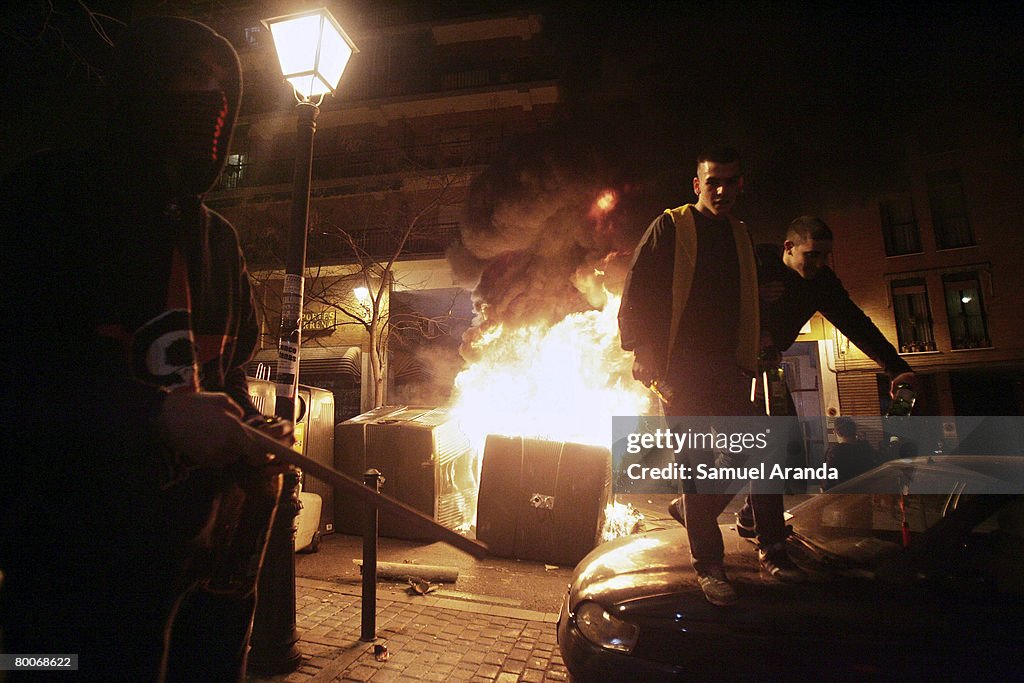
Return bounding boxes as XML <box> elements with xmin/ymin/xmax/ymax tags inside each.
<box><xmin>250</xmin><ymin>577</ymin><xmax>569</xmax><ymax>683</ymax></box>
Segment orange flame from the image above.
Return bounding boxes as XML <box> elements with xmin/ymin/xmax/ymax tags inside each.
<box><xmin>601</xmin><ymin>500</ymin><xmax>645</xmax><ymax>541</ymax></box>
<box><xmin>448</xmin><ymin>273</ymin><xmax>653</xmax><ymax>455</ymax></box>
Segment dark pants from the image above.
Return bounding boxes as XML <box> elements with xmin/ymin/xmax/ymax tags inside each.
<box><xmin>664</xmin><ymin>362</ymin><xmax>760</xmax><ymax>574</ymax></box>
<box><xmin>737</xmin><ymin>492</ymin><xmax>788</xmax><ymax>546</ymax></box>
<box><xmin>165</xmin><ymin>588</ymin><xmax>256</xmax><ymax>682</ymax></box>
<box><xmin>1</xmin><ymin>478</ymin><xmax>259</xmax><ymax>682</ymax></box>
<box><xmin>736</xmin><ymin>414</ymin><xmax>802</xmax><ymax>547</ymax></box>
<box><xmin>2</xmin><ymin>573</ymin><xmax>255</xmax><ymax>683</ymax></box>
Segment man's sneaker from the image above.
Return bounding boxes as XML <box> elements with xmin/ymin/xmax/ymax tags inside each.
<box><xmin>734</xmin><ymin>513</ymin><xmax>757</xmax><ymax>539</ymax></box>
<box><xmin>668</xmin><ymin>497</ymin><xmax>685</xmax><ymax>527</ymax></box>
<box><xmin>696</xmin><ymin>566</ymin><xmax>738</xmax><ymax>607</ymax></box>
<box><xmin>758</xmin><ymin>543</ymin><xmax>806</xmax><ymax>583</ymax></box>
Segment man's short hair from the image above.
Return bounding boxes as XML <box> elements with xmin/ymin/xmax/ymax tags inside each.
<box><xmin>833</xmin><ymin>416</ymin><xmax>858</xmax><ymax>438</ymax></box>
<box><xmin>787</xmin><ymin>216</ymin><xmax>833</xmax><ymax>244</ymax></box>
<box><xmin>696</xmin><ymin>147</ymin><xmax>741</xmax><ymax>170</ymax></box>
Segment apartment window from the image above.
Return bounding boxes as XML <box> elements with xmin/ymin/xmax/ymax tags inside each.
<box><xmin>221</xmin><ymin>154</ymin><xmax>248</xmax><ymax>189</ymax></box>
<box><xmin>879</xmin><ymin>195</ymin><xmax>922</xmax><ymax>256</ymax></box>
<box><xmin>943</xmin><ymin>273</ymin><xmax>991</xmax><ymax>349</ymax></box>
<box><xmin>243</xmin><ymin>25</ymin><xmax>264</xmax><ymax>48</ymax></box>
<box><xmin>892</xmin><ymin>279</ymin><xmax>935</xmax><ymax>353</ymax></box>
<box><xmin>927</xmin><ymin>169</ymin><xmax>974</xmax><ymax>249</ymax></box>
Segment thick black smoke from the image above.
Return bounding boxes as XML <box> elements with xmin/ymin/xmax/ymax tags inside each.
<box><xmin>448</xmin><ymin>121</ymin><xmax>648</xmax><ymax>360</ymax></box>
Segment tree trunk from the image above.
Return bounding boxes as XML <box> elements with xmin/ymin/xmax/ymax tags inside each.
<box><xmin>367</xmin><ymin>325</ymin><xmax>385</xmax><ymax>408</ymax></box>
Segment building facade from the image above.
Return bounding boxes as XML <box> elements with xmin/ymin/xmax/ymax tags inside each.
<box><xmin>818</xmin><ymin>106</ymin><xmax>1024</xmax><ymax>423</ymax></box>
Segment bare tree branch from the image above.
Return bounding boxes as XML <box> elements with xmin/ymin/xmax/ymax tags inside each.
<box><xmin>242</xmin><ymin>145</ymin><xmax>475</xmax><ymax>408</ymax></box>
<box><xmin>76</xmin><ymin>0</ymin><xmax>116</xmax><ymax>47</ymax></box>
<box><xmin>2</xmin><ymin>0</ymin><xmax>126</xmax><ymax>82</ymax></box>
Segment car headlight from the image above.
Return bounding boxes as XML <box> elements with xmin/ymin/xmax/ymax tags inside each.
<box><xmin>573</xmin><ymin>600</ymin><xmax>639</xmax><ymax>654</ymax></box>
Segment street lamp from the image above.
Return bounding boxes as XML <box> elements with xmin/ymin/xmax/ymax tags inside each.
<box><xmin>249</xmin><ymin>8</ymin><xmax>357</xmax><ymax>675</ymax></box>
<box><xmin>264</xmin><ymin>8</ymin><xmax>357</xmax><ymax>100</ymax></box>
<box><xmin>262</xmin><ymin>9</ymin><xmax>357</xmax><ymax>420</ymax></box>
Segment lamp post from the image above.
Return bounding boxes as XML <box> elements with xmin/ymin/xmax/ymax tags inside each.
<box><xmin>249</xmin><ymin>8</ymin><xmax>357</xmax><ymax>675</ymax></box>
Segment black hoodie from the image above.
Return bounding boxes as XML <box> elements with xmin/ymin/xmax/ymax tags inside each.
<box><xmin>0</xmin><ymin>18</ymin><xmax>261</xmax><ymax>565</ymax></box>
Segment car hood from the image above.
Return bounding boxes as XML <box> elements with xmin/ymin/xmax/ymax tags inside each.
<box><xmin>572</xmin><ymin>526</ymin><xmax>779</xmax><ymax>610</ymax></box>
<box><xmin>568</xmin><ymin>526</ymin><xmax>1016</xmax><ymax>642</ymax></box>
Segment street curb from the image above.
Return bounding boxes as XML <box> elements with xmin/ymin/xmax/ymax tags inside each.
<box><xmin>297</xmin><ymin>577</ymin><xmax>561</xmax><ymax>623</ymax></box>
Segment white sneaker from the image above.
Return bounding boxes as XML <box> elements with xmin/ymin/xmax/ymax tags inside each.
<box><xmin>758</xmin><ymin>543</ymin><xmax>806</xmax><ymax>583</ymax></box>
<box><xmin>696</xmin><ymin>566</ymin><xmax>738</xmax><ymax>606</ymax></box>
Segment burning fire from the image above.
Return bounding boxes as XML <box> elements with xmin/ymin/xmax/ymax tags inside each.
<box><xmin>601</xmin><ymin>501</ymin><xmax>645</xmax><ymax>542</ymax></box>
<box><xmin>447</xmin><ymin>269</ymin><xmax>653</xmax><ymax>456</ymax></box>
<box><xmin>447</xmin><ymin>186</ymin><xmax>655</xmax><ymax>543</ymax></box>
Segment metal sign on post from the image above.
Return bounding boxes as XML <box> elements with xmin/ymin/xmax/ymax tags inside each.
<box><xmin>274</xmin><ymin>273</ymin><xmax>305</xmax><ymax>416</ymax></box>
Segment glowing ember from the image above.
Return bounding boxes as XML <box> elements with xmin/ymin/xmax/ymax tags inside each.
<box><xmin>594</xmin><ymin>190</ymin><xmax>617</xmax><ymax>213</ymax></box>
<box><xmin>448</xmin><ymin>272</ymin><xmax>653</xmax><ymax>455</ymax></box>
<box><xmin>601</xmin><ymin>500</ymin><xmax>645</xmax><ymax>542</ymax></box>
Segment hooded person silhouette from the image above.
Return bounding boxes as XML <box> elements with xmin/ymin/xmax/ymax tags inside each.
<box><xmin>0</xmin><ymin>17</ymin><xmax>292</xmax><ymax>681</ymax></box>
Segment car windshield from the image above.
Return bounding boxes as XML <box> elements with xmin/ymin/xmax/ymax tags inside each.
<box><xmin>790</xmin><ymin>492</ymin><xmax>947</xmax><ymax>563</ymax></box>
<box><xmin>788</xmin><ymin>461</ymin><xmax>1023</xmax><ymax>565</ymax></box>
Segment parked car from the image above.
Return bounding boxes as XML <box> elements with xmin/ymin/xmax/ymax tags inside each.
<box><xmin>558</xmin><ymin>456</ymin><xmax>1024</xmax><ymax>681</ymax></box>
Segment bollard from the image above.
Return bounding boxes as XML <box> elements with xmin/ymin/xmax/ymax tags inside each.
<box><xmin>361</xmin><ymin>469</ymin><xmax>384</xmax><ymax>642</ymax></box>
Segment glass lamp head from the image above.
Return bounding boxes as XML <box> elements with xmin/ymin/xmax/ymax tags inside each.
<box><xmin>263</xmin><ymin>8</ymin><xmax>358</xmax><ymax>99</ymax></box>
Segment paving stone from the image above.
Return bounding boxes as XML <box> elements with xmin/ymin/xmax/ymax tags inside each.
<box><xmin>451</xmin><ymin>666</ymin><xmax>479</xmax><ymax>681</ymax></box>
<box><xmin>401</xmin><ymin>664</ymin><xmax>434</xmax><ymax>679</ymax></box>
<box><xmin>525</xmin><ymin>656</ymin><xmax>546</xmax><ymax>669</ymax></box>
<box><xmin>341</xmin><ymin>664</ymin><xmax>377</xmax><ymax>682</ymax></box>
<box><xmin>544</xmin><ymin>667</ymin><xmax>569</xmax><ymax>682</ymax></box>
<box><xmin>502</xmin><ymin>658</ymin><xmax>527</xmax><ymax>675</ymax></box>
<box><xmin>369</xmin><ymin>669</ymin><xmax>409</xmax><ymax>682</ymax></box>
<box><xmin>507</xmin><ymin>647</ymin><xmax>532</xmax><ymax>662</ymax></box>
<box><xmin>475</xmin><ymin>663</ymin><xmax>501</xmax><ymax>679</ymax></box>
<box><xmin>437</xmin><ymin>651</ymin><xmax>463</xmax><ymax>666</ymax></box>
<box><xmin>430</xmin><ymin>663</ymin><xmax>456</xmax><ymax>676</ymax></box>
<box><xmin>520</xmin><ymin>668</ymin><xmax>546</xmax><ymax>683</ymax></box>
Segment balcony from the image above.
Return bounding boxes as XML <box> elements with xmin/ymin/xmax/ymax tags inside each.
<box><xmin>214</xmin><ymin>135</ymin><xmax>507</xmax><ymax>194</ymax></box>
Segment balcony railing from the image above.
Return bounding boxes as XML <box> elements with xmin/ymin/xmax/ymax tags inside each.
<box><xmin>214</xmin><ymin>136</ymin><xmax>506</xmax><ymax>192</ymax></box>
<box><xmin>314</xmin><ymin>221</ymin><xmax>461</xmax><ymax>260</ymax></box>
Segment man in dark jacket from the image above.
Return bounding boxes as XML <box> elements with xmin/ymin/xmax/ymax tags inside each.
<box><xmin>735</xmin><ymin>216</ymin><xmax>916</xmax><ymax>537</ymax></box>
<box><xmin>0</xmin><ymin>17</ymin><xmax>291</xmax><ymax>681</ymax></box>
<box><xmin>757</xmin><ymin>216</ymin><xmax>916</xmax><ymax>388</ymax></box>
